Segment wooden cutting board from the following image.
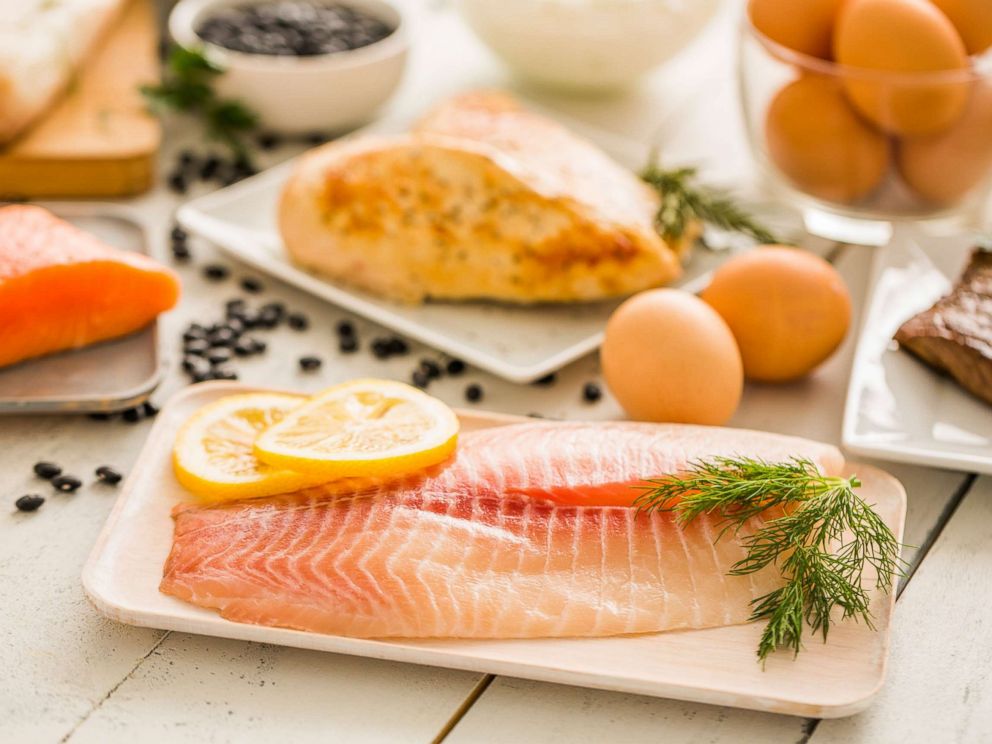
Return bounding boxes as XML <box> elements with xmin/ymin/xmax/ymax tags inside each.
<box><xmin>82</xmin><ymin>382</ymin><xmax>908</xmax><ymax>718</ymax></box>
<box><xmin>0</xmin><ymin>0</ymin><xmax>161</xmax><ymax>198</ymax></box>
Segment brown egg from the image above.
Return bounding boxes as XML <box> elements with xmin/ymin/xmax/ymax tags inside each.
<box><xmin>748</xmin><ymin>0</ymin><xmax>847</xmax><ymax>59</ymax></box>
<box><xmin>765</xmin><ymin>75</ymin><xmax>890</xmax><ymax>203</ymax></box>
<box><xmin>602</xmin><ymin>290</ymin><xmax>743</xmax><ymax>426</ymax></box>
<box><xmin>930</xmin><ymin>0</ymin><xmax>992</xmax><ymax>55</ymax></box>
<box><xmin>834</xmin><ymin>0</ymin><xmax>970</xmax><ymax>135</ymax></box>
<box><xmin>701</xmin><ymin>247</ymin><xmax>852</xmax><ymax>382</ymax></box>
<box><xmin>898</xmin><ymin>84</ymin><xmax>992</xmax><ymax>205</ymax></box>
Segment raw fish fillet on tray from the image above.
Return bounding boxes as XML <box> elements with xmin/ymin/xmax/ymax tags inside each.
<box><xmin>162</xmin><ymin>422</ymin><xmax>842</xmax><ymax>640</ymax></box>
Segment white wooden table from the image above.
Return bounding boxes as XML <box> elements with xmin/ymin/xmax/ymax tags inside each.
<box><xmin>2</xmin><ymin>2</ymin><xmax>989</xmax><ymax>742</ymax></box>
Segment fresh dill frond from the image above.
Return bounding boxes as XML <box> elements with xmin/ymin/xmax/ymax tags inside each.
<box><xmin>635</xmin><ymin>456</ymin><xmax>904</xmax><ymax>664</ymax></box>
<box><xmin>640</xmin><ymin>163</ymin><xmax>779</xmax><ymax>246</ymax></box>
<box><xmin>141</xmin><ymin>46</ymin><xmax>259</xmax><ymax>162</ymax></box>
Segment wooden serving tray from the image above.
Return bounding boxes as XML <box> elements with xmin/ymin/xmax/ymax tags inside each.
<box><xmin>0</xmin><ymin>0</ymin><xmax>160</xmax><ymax>198</ymax></box>
<box><xmin>82</xmin><ymin>382</ymin><xmax>907</xmax><ymax>718</ymax></box>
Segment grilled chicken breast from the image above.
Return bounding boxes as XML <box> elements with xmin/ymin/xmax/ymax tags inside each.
<box><xmin>278</xmin><ymin>92</ymin><xmax>688</xmax><ymax>304</ymax></box>
<box><xmin>0</xmin><ymin>0</ymin><xmax>123</xmax><ymax>144</ymax></box>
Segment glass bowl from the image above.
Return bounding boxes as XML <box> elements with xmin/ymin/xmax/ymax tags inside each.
<box><xmin>738</xmin><ymin>16</ymin><xmax>992</xmax><ymax>244</ymax></box>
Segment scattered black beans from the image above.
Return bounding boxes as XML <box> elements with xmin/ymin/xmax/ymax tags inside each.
<box><xmin>95</xmin><ymin>466</ymin><xmax>123</xmax><ymax>485</ymax></box>
<box><xmin>203</xmin><ymin>264</ymin><xmax>230</xmax><ymax>281</ymax></box>
<box><xmin>15</xmin><ymin>494</ymin><xmax>45</xmax><ymax>512</ymax></box>
<box><xmin>240</xmin><ymin>277</ymin><xmax>264</xmax><ymax>293</ymax></box>
<box><xmin>339</xmin><ymin>336</ymin><xmax>359</xmax><ymax>353</ymax></box>
<box><xmin>298</xmin><ymin>355</ymin><xmax>323</xmax><ymax>372</ymax></box>
<box><xmin>445</xmin><ymin>358</ymin><xmax>465</xmax><ymax>376</ymax></box>
<box><xmin>336</xmin><ymin>320</ymin><xmax>355</xmax><ymax>337</ymax></box>
<box><xmin>184</xmin><ymin>326</ymin><xmax>207</xmax><ymax>342</ymax></box>
<box><xmin>260</xmin><ymin>301</ymin><xmax>286</xmax><ymax>321</ymax></box>
<box><xmin>200</xmin><ymin>155</ymin><xmax>222</xmax><ymax>180</ymax></box>
<box><xmin>287</xmin><ymin>312</ymin><xmax>309</xmax><ymax>331</ymax></box>
<box><xmin>122</xmin><ymin>408</ymin><xmax>142</xmax><ymax>423</ymax></box>
<box><xmin>184</xmin><ymin>356</ymin><xmax>211</xmax><ymax>377</ymax></box>
<box><xmin>171</xmin><ymin>226</ymin><xmax>188</xmax><ymax>242</ymax></box>
<box><xmin>52</xmin><ymin>475</ymin><xmax>82</xmax><ymax>493</ymax></box>
<box><xmin>534</xmin><ymin>373</ymin><xmax>557</xmax><ymax>386</ymax></box>
<box><xmin>184</xmin><ymin>339</ymin><xmax>210</xmax><ymax>356</ymax></box>
<box><xmin>582</xmin><ymin>382</ymin><xmax>603</xmax><ymax>403</ymax></box>
<box><xmin>33</xmin><ymin>461</ymin><xmax>62</xmax><ymax>480</ymax></box>
<box><xmin>465</xmin><ymin>384</ymin><xmax>484</xmax><ymax>403</ymax></box>
<box><xmin>142</xmin><ymin>401</ymin><xmax>160</xmax><ymax>417</ymax></box>
<box><xmin>386</xmin><ymin>337</ymin><xmax>409</xmax><ymax>356</ymax></box>
<box><xmin>208</xmin><ymin>348</ymin><xmax>233</xmax><ymax>365</ymax></box>
<box><xmin>225</xmin><ymin>318</ymin><xmax>247</xmax><ymax>336</ymax></box>
<box><xmin>208</xmin><ymin>327</ymin><xmax>238</xmax><ymax>347</ymax></box>
<box><xmin>371</xmin><ymin>339</ymin><xmax>391</xmax><ymax>359</ymax></box>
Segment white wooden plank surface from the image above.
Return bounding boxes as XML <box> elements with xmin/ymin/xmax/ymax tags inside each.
<box><xmin>811</xmin><ymin>476</ymin><xmax>991</xmax><ymax>744</ymax></box>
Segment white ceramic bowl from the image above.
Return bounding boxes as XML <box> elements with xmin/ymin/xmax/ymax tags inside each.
<box><xmin>458</xmin><ymin>0</ymin><xmax>722</xmax><ymax>91</ymax></box>
<box><xmin>169</xmin><ymin>0</ymin><xmax>408</xmax><ymax>133</ymax></box>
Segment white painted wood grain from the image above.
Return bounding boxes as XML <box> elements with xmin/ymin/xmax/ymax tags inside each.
<box><xmin>811</xmin><ymin>477</ymin><xmax>992</xmax><ymax>744</ymax></box>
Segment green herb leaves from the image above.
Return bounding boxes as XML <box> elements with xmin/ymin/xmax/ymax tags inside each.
<box><xmin>141</xmin><ymin>46</ymin><xmax>258</xmax><ymax>160</ymax></box>
<box><xmin>640</xmin><ymin>164</ymin><xmax>779</xmax><ymax>246</ymax></box>
<box><xmin>635</xmin><ymin>456</ymin><xmax>904</xmax><ymax>663</ymax></box>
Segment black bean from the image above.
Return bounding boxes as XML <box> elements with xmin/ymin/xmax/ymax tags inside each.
<box><xmin>411</xmin><ymin>370</ymin><xmax>430</xmax><ymax>389</ymax></box>
<box><xmin>178</xmin><ymin>150</ymin><xmax>197</xmax><ymax>168</ymax></box>
<box><xmin>213</xmin><ymin>367</ymin><xmax>239</xmax><ymax>381</ymax></box>
<box><xmin>225</xmin><ymin>318</ymin><xmax>247</xmax><ymax>336</ymax></box>
<box><xmin>260</xmin><ymin>301</ymin><xmax>286</xmax><ymax>321</ymax></box>
<box><xmin>203</xmin><ymin>264</ymin><xmax>230</xmax><ymax>281</ymax></box>
<box><xmin>240</xmin><ymin>309</ymin><xmax>262</xmax><ymax>329</ymax></box>
<box><xmin>534</xmin><ymin>373</ymin><xmax>557</xmax><ymax>386</ymax></box>
<box><xmin>582</xmin><ymin>382</ymin><xmax>603</xmax><ymax>403</ymax></box>
<box><xmin>208</xmin><ymin>328</ymin><xmax>238</xmax><ymax>347</ymax></box>
<box><xmin>88</xmin><ymin>412</ymin><xmax>113</xmax><ymax>421</ymax></box>
<box><xmin>15</xmin><ymin>494</ymin><xmax>45</xmax><ymax>512</ymax></box>
<box><xmin>167</xmin><ymin>172</ymin><xmax>188</xmax><ymax>194</ymax></box>
<box><xmin>184</xmin><ymin>339</ymin><xmax>210</xmax><ymax>356</ymax></box>
<box><xmin>208</xmin><ymin>348</ymin><xmax>233</xmax><ymax>365</ymax></box>
<box><xmin>142</xmin><ymin>401</ymin><xmax>160</xmax><ymax>417</ymax></box>
<box><xmin>52</xmin><ymin>475</ymin><xmax>82</xmax><ymax>493</ymax></box>
<box><xmin>336</xmin><ymin>320</ymin><xmax>355</xmax><ymax>337</ymax></box>
<box><xmin>200</xmin><ymin>155</ymin><xmax>222</xmax><ymax>180</ymax></box>
<box><xmin>371</xmin><ymin>339</ymin><xmax>391</xmax><ymax>359</ymax></box>
<box><xmin>233</xmin><ymin>338</ymin><xmax>255</xmax><ymax>357</ymax></box>
<box><xmin>183</xmin><ymin>326</ymin><xmax>207</xmax><ymax>342</ymax></box>
<box><xmin>306</xmin><ymin>132</ymin><xmax>328</xmax><ymax>145</ymax></box>
<box><xmin>171</xmin><ymin>226</ymin><xmax>188</xmax><ymax>242</ymax></box>
<box><xmin>298</xmin><ymin>355</ymin><xmax>322</xmax><ymax>371</ymax></box>
<box><xmin>287</xmin><ymin>312</ymin><xmax>309</xmax><ymax>331</ymax></box>
<box><xmin>122</xmin><ymin>408</ymin><xmax>142</xmax><ymax>423</ymax></box>
<box><xmin>240</xmin><ymin>277</ymin><xmax>264</xmax><ymax>293</ymax></box>
<box><xmin>419</xmin><ymin>359</ymin><xmax>441</xmax><ymax>380</ymax></box>
<box><xmin>386</xmin><ymin>337</ymin><xmax>409</xmax><ymax>356</ymax></box>
<box><xmin>465</xmin><ymin>383</ymin><xmax>484</xmax><ymax>403</ymax></box>
<box><xmin>445</xmin><ymin>358</ymin><xmax>466</xmax><ymax>376</ymax></box>
<box><xmin>171</xmin><ymin>244</ymin><xmax>192</xmax><ymax>262</ymax></box>
<box><xmin>225</xmin><ymin>298</ymin><xmax>247</xmax><ymax>315</ymax></box>
<box><xmin>339</xmin><ymin>336</ymin><xmax>359</xmax><ymax>353</ymax></box>
<box><xmin>33</xmin><ymin>461</ymin><xmax>62</xmax><ymax>480</ymax></box>
<box><xmin>95</xmin><ymin>466</ymin><xmax>123</xmax><ymax>485</ymax></box>
<box><xmin>257</xmin><ymin>131</ymin><xmax>281</xmax><ymax>150</ymax></box>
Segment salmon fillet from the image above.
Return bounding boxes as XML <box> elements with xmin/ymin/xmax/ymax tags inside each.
<box><xmin>0</xmin><ymin>205</ymin><xmax>180</xmax><ymax>368</ymax></box>
<box><xmin>161</xmin><ymin>422</ymin><xmax>842</xmax><ymax>639</ymax></box>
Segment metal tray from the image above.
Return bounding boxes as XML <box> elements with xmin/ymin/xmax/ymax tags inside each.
<box><xmin>0</xmin><ymin>203</ymin><xmax>164</xmax><ymax>414</ymax></box>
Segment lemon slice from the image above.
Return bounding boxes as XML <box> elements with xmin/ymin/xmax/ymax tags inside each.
<box><xmin>173</xmin><ymin>392</ymin><xmax>329</xmax><ymax>501</ymax></box>
<box><xmin>253</xmin><ymin>379</ymin><xmax>460</xmax><ymax>478</ymax></box>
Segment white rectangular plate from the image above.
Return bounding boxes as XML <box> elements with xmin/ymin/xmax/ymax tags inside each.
<box><xmin>843</xmin><ymin>228</ymin><xmax>991</xmax><ymax>474</ymax></box>
<box><xmin>0</xmin><ymin>202</ymin><xmax>163</xmax><ymax>413</ymax></box>
<box><xmin>176</xmin><ymin>113</ymin><xmax>741</xmax><ymax>383</ymax></box>
<box><xmin>84</xmin><ymin>383</ymin><xmax>906</xmax><ymax>718</ymax></box>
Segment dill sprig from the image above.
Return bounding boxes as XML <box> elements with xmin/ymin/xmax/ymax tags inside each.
<box><xmin>634</xmin><ymin>456</ymin><xmax>904</xmax><ymax>664</ymax></box>
<box><xmin>640</xmin><ymin>163</ymin><xmax>779</xmax><ymax>246</ymax></box>
<box><xmin>141</xmin><ymin>46</ymin><xmax>259</xmax><ymax>162</ymax></box>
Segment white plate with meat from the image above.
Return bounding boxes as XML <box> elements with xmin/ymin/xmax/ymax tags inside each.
<box><xmin>843</xmin><ymin>227</ymin><xmax>992</xmax><ymax>475</ymax></box>
<box><xmin>177</xmin><ymin>93</ymin><xmax>797</xmax><ymax>383</ymax></box>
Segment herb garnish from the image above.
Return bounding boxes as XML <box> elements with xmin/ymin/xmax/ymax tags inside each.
<box><xmin>641</xmin><ymin>163</ymin><xmax>779</xmax><ymax>246</ymax></box>
<box><xmin>634</xmin><ymin>456</ymin><xmax>904</xmax><ymax>663</ymax></box>
<box><xmin>141</xmin><ymin>46</ymin><xmax>259</xmax><ymax>162</ymax></box>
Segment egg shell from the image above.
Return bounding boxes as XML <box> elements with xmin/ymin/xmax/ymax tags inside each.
<box><xmin>834</xmin><ymin>0</ymin><xmax>970</xmax><ymax>135</ymax></box>
<box><xmin>748</xmin><ymin>0</ymin><xmax>846</xmax><ymax>59</ymax></box>
<box><xmin>700</xmin><ymin>247</ymin><xmax>852</xmax><ymax>383</ymax></box>
<box><xmin>929</xmin><ymin>0</ymin><xmax>992</xmax><ymax>56</ymax></box>
<box><xmin>765</xmin><ymin>75</ymin><xmax>890</xmax><ymax>204</ymax></box>
<box><xmin>898</xmin><ymin>83</ymin><xmax>992</xmax><ymax>205</ymax></box>
<box><xmin>601</xmin><ymin>289</ymin><xmax>742</xmax><ymax>426</ymax></box>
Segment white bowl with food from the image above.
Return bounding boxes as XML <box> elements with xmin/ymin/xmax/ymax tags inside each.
<box><xmin>457</xmin><ymin>0</ymin><xmax>723</xmax><ymax>91</ymax></box>
<box><xmin>169</xmin><ymin>0</ymin><xmax>409</xmax><ymax>133</ymax></box>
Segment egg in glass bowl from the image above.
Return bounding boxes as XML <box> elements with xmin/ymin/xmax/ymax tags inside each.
<box><xmin>457</xmin><ymin>0</ymin><xmax>724</xmax><ymax>92</ymax></box>
<box><xmin>739</xmin><ymin>0</ymin><xmax>992</xmax><ymax>244</ymax></box>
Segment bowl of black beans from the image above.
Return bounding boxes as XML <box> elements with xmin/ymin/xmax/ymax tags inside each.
<box><xmin>169</xmin><ymin>0</ymin><xmax>408</xmax><ymax>132</ymax></box>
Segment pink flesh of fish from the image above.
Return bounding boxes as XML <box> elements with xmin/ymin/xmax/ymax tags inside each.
<box><xmin>161</xmin><ymin>422</ymin><xmax>844</xmax><ymax>639</ymax></box>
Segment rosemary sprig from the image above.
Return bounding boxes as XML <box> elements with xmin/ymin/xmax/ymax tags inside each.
<box><xmin>640</xmin><ymin>163</ymin><xmax>779</xmax><ymax>245</ymax></box>
<box><xmin>141</xmin><ymin>46</ymin><xmax>259</xmax><ymax>162</ymax></box>
<box><xmin>634</xmin><ymin>456</ymin><xmax>904</xmax><ymax>664</ymax></box>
